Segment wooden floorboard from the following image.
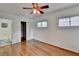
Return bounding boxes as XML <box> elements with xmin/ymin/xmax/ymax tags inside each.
<box><xmin>0</xmin><ymin>39</ymin><xmax>79</xmax><ymax>56</ymax></box>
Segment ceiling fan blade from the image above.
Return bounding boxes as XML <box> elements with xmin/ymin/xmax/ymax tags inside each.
<box><xmin>23</xmin><ymin>7</ymin><xmax>32</xmax><ymax>9</ymax></box>
<box><xmin>40</xmin><ymin>5</ymin><xmax>49</xmax><ymax>9</ymax></box>
<box><xmin>37</xmin><ymin>9</ymin><xmax>44</xmax><ymax>14</ymax></box>
<box><xmin>39</xmin><ymin>10</ymin><xmax>44</xmax><ymax>14</ymax></box>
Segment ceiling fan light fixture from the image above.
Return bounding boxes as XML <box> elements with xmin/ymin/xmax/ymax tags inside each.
<box><xmin>22</xmin><ymin>3</ymin><xmax>49</xmax><ymax>14</ymax></box>
<box><xmin>37</xmin><ymin>10</ymin><xmax>41</xmax><ymax>14</ymax></box>
<box><xmin>33</xmin><ymin>9</ymin><xmax>37</xmax><ymax>14</ymax></box>
<box><xmin>33</xmin><ymin>9</ymin><xmax>41</xmax><ymax>14</ymax></box>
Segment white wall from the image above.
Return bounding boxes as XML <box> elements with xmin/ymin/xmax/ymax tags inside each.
<box><xmin>0</xmin><ymin>11</ymin><xmax>33</xmax><ymax>44</ymax></box>
<box><xmin>33</xmin><ymin>5</ymin><xmax>79</xmax><ymax>53</ymax></box>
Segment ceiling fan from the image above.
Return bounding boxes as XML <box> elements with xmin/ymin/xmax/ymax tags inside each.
<box><xmin>22</xmin><ymin>3</ymin><xmax>49</xmax><ymax>14</ymax></box>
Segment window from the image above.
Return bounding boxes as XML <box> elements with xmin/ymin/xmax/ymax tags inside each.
<box><xmin>71</xmin><ymin>16</ymin><xmax>79</xmax><ymax>26</ymax></box>
<box><xmin>59</xmin><ymin>18</ymin><xmax>70</xmax><ymax>27</ymax></box>
<box><xmin>37</xmin><ymin>21</ymin><xmax>48</xmax><ymax>28</ymax></box>
<box><xmin>58</xmin><ymin>16</ymin><xmax>79</xmax><ymax>27</ymax></box>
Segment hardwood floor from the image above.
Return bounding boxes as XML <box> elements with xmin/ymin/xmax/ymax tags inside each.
<box><xmin>0</xmin><ymin>39</ymin><xmax>79</xmax><ymax>56</ymax></box>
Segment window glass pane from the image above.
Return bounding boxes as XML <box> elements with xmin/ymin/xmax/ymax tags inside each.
<box><xmin>71</xmin><ymin>16</ymin><xmax>79</xmax><ymax>26</ymax></box>
<box><xmin>37</xmin><ymin>22</ymin><xmax>42</xmax><ymax>27</ymax></box>
<box><xmin>59</xmin><ymin>18</ymin><xmax>70</xmax><ymax>27</ymax></box>
<box><xmin>42</xmin><ymin>21</ymin><xmax>47</xmax><ymax>27</ymax></box>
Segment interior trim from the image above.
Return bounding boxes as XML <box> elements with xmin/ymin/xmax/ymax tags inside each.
<box><xmin>32</xmin><ymin>39</ymin><xmax>79</xmax><ymax>54</ymax></box>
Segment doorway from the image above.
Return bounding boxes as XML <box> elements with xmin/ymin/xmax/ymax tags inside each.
<box><xmin>21</xmin><ymin>21</ymin><xmax>26</xmax><ymax>42</ymax></box>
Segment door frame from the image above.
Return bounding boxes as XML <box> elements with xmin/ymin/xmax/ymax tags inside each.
<box><xmin>21</xmin><ymin>21</ymin><xmax>27</xmax><ymax>42</ymax></box>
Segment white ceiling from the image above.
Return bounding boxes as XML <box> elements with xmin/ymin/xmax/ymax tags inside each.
<box><xmin>0</xmin><ymin>3</ymin><xmax>78</xmax><ymax>18</ymax></box>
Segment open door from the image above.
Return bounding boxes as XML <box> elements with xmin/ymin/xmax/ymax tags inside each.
<box><xmin>21</xmin><ymin>21</ymin><xmax>26</xmax><ymax>42</ymax></box>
